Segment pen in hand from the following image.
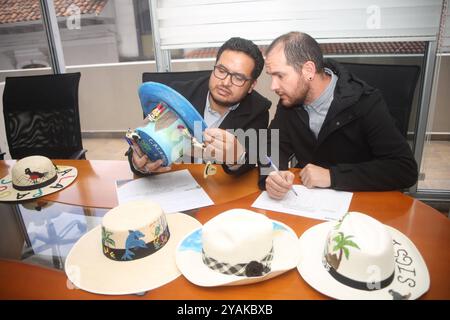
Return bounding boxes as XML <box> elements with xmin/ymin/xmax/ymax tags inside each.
<box><xmin>266</xmin><ymin>156</ymin><xmax>299</xmax><ymax>197</ymax></box>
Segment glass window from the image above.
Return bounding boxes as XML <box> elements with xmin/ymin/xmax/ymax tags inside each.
<box><xmin>57</xmin><ymin>0</ymin><xmax>154</xmax><ymax>66</ymax></box>
<box><xmin>0</xmin><ymin>0</ymin><xmax>52</xmax><ymax>82</ymax></box>
<box><xmin>179</xmin><ymin>41</ymin><xmax>425</xmax><ymax>145</ymax></box>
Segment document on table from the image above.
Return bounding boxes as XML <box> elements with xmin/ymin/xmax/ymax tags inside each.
<box><xmin>116</xmin><ymin>169</ymin><xmax>214</xmax><ymax>213</ymax></box>
<box><xmin>252</xmin><ymin>185</ymin><xmax>353</xmax><ymax>221</ymax></box>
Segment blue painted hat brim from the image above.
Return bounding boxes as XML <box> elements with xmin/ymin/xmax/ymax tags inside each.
<box><xmin>139</xmin><ymin>82</ymin><xmax>207</xmax><ymax>142</ymax></box>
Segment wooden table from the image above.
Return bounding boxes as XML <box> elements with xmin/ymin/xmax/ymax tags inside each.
<box><xmin>0</xmin><ymin>162</ymin><xmax>449</xmax><ymax>300</ymax></box>
<box><xmin>0</xmin><ymin>160</ymin><xmax>259</xmax><ymax>208</ymax></box>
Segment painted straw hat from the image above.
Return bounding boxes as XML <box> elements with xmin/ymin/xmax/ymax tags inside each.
<box><xmin>65</xmin><ymin>200</ymin><xmax>202</xmax><ymax>295</ymax></box>
<box><xmin>128</xmin><ymin>82</ymin><xmax>207</xmax><ymax>166</ymax></box>
<box><xmin>176</xmin><ymin>208</ymin><xmax>300</xmax><ymax>287</ymax></box>
<box><xmin>0</xmin><ymin>155</ymin><xmax>77</xmax><ymax>202</ymax></box>
<box><xmin>297</xmin><ymin>212</ymin><xmax>430</xmax><ymax>300</ymax></box>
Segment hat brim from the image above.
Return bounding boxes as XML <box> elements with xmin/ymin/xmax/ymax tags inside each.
<box><xmin>139</xmin><ymin>82</ymin><xmax>207</xmax><ymax>142</ymax></box>
<box><xmin>0</xmin><ymin>165</ymin><xmax>77</xmax><ymax>202</ymax></box>
<box><xmin>175</xmin><ymin>220</ymin><xmax>300</xmax><ymax>287</ymax></box>
<box><xmin>297</xmin><ymin>222</ymin><xmax>430</xmax><ymax>300</ymax></box>
<box><xmin>65</xmin><ymin>213</ymin><xmax>201</xmax><ymax>295</ymax></box>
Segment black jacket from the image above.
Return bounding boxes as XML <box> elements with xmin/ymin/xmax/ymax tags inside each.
<box><xmin>128</xmin><ymin>75</ymin><xmax>271</xmax><ymax>176</ymax></box>
<box><xmin>259</xmin><ymin>59</ymin><xmax>418</xmax><ymax>191</ymax></box>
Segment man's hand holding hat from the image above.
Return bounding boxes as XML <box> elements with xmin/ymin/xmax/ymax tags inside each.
<box><xmin>130</xmin><ymin>140</ymin><xmax>171</xmax><ymax>174</ymax></box>
<box><xmin>203</xmin><ymin>128</ymin><xmax>245</xmax><ymax>165</ymax></box>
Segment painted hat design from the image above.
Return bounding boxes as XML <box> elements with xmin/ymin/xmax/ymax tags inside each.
<box><xmin>65</xmin><ymin>200</ymin><xmax>202</xmax><ymax>295</ymax></box>
<box><xmin>0</xmin><ymin>155</ymin><xmax>77</xmax><ymax>202</ymax></box>
<box><xmin>128</xmin><ymin>82</ymin><xmax>207</xmax><ymax>166</ymax></box>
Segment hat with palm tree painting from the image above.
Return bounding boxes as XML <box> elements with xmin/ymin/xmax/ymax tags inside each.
<box><xmin>297</xmin><ymin>212</ymin><xmax>429</xmax><ymax>300</ymax></box>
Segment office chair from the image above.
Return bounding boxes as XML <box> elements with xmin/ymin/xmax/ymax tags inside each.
<box><xmin>340</xmin><ymin>62</ymin><xmax>421</xmax><ymax>138</ymax></box>
<box><xmin>289</xmin><ymin>62</ymin><xmax>421</xmax><ymax>168</ymax></box>
<box><xmin>3</xmin><ymin>72</ymin><xmax>87</xmax><ymax>160</ymax></box>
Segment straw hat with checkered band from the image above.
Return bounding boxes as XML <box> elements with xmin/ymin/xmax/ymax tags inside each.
<box><xmin>176</xmin><ymin>208</ymin><xmax>300</xmax><ymax>287</ymax></box>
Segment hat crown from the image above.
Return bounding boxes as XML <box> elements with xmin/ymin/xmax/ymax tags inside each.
<box><xmin>103</xmin><ymin>201</ymin><xmax>163</xmax><ymax>233</ymax></box>
<box><xmin>12</xmin><ymin>155</ymin><xmax>57</xmax><ymax>189</ymax></box>
<box><xmin>324</xmin><ymin>212</ymin><xmax>395</xmax><ymax>285</ymax></box>
<box><xmin>202</xmin><ymin>209</ymin><xmax>273</xmax><ymax>266</ymax></box>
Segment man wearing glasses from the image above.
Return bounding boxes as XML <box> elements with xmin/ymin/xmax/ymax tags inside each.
<box><xmin>129</xmin><ymin>37</ymin><xmax>271</xmax><ymax>176</ymax></box>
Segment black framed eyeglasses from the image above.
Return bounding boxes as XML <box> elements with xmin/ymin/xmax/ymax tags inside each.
<box><xmin>213</xmin><ymin>65</ymin><xmax>252</xmax><ymax>87</ymax></box>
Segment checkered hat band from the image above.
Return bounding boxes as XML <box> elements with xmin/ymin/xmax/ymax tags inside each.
<box><xmin>201</xmin><ymin>247</ymin><xmax>274</xmax><ymax>277</ymax></box>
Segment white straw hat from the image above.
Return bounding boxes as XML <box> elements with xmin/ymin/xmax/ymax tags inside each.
<box><xmin>176</xmin><ymin>208</ymin><xmax>300</xmax><ymax>287</ymax></box>
<box><xmin>0</xmin><ymin>155</ymin><xmax>77</xmax><ymax>201</ymax></box>
<box><xmin>297</xmin><ymin>212</ymin><xmax>430</xmax><ymax>299</ymax></box>
<box><xmin>65</xmin><ymin>200</ymin><xmax>201</xmax><ymax>295</ymax></box>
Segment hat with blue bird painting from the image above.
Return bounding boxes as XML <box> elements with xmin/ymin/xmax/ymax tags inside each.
<box><xmin>65</xmin><ymin>200</ymin><xmax>201</xmax><ymax>295</ymax></box>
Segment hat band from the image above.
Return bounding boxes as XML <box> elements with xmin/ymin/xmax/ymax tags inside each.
<box><xmin>12</xmin><ymin>173</ymin><xmax>57</xmax><ymax>191</ymax></box>
<box><xmin>202</xmin><ymin>247</ymin><xmax>273</xmax><ymax>277</ymax></box>
<box><xmin>323</xmin><ymin>259</ymin><xmax>395</xmax><ymax>291</ymax></box>
<box><xmin>136</xmin><ymin>131</ymin><xmax>169</xmax><ymax>164</ymax></box>
<box><xmin>102</xmin><ymin>225</ymin><xmax>170</xmax><ymax>262</ymax></box>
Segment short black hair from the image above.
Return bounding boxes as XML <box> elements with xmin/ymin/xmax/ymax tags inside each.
<box><xmin>266</xmin><ymin>32</ymin><xmax>324</xmax><ymax>73</ymax></box>
<box><xmin>216</xmin><ymin>37</ymin><xmax>264</xmax><ymax>79</ymax></box>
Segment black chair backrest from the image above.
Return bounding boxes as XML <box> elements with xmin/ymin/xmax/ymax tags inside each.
<box><xmin>142</xmin><ymin>70</ymin><xmax>211</xmax><ymax>86</ymax></box>
<box><xmin>3</xmin><ymin>72</ymin><xmax>84</xmax><ymax>159</ymax></box>
<box><xmin>340</xmin><ymin>62</ymin><xmax>420</xmax><ymax>138</ymax></box>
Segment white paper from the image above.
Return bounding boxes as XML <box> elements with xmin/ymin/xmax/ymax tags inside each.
<box><xmin>252</xmin><ymin>185</ymin><xmax>353</xmax><ymax>221</ymax></box>
<box><xmin>116</xmin><ymin>169</ymin><xmax>214</xmax><ymax>213</ymax></box>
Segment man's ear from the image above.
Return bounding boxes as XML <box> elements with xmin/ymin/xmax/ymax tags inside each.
<box><xmin>248</xmin><ymin>79</ymin><xmax>257</xmax><ymax>94</ymax></box>
<box><xmin>301</xmin><ymin>61</ymin><xmax>316</xmax><ymax>81</ymax></box>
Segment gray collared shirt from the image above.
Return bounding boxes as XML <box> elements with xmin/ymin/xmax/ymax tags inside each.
<box><xmin>203</xmin><ymin>91</ymin><xmax>239</xmax><ymax>128</ymax></box>
<box><xmin>198</xmin><ymin>92</ymin><xmax>243</xmax><ymax>168</ymax></box>
<box><xmin>303</xmin><ymin>68</ymin><xmax>338</xmax><ymax>139</ymax></box>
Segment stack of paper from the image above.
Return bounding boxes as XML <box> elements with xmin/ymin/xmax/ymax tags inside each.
<box><xmin>116</xmin><ymin>169</ymin><xmax>214</xmax><ymax>213</ymax></box>
<box><xmin>252</xmin><ymin>185</ymin><xmax>353</xmax><ymax>221</ymax></box>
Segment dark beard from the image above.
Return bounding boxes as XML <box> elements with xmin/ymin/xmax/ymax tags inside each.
<box><xmin>285</xmin><ymin>81</ymin><xmax>309</xmax><ymax>107</ymax></box>
<box><xmin>209</xmin><ymin>90</ymin><xmax>242</xmax><ymax>108</ymax></box>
